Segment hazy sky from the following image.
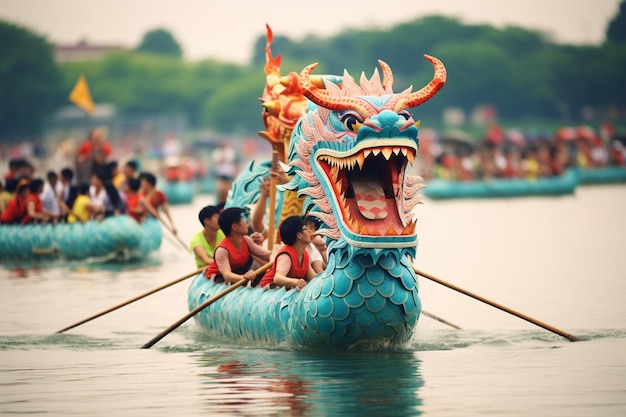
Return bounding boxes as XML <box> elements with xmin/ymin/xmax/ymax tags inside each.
<box><xmin>0</xmin><ymin>0</ymin><xmax>621</xmax><ymax>63</ymax></box>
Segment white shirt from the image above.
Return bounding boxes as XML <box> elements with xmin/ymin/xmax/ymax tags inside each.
<box><xmin>212</xmin><ymin>146</ymin><xmax>237</xmax><ymax>178</ymax></box>
<box><xmin>40</xmin><ymin>182</ymin><xmax>60</xmax><ymax>215</ymax></box>
<box><xmin>306</xmin><ymin>244</ymin><xmax>323</xmax><ymax>264</ymax></box>
<box><xmin>90</xmin><ymin>186</ymin><xmax>106</xmax><ymax>207</ymax></box>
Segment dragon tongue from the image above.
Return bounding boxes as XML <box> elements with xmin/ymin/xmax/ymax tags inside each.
<box><xmin>352</xmin><ymin>178</ymin><xmax>388</xmax><ymax>220</ymax></box>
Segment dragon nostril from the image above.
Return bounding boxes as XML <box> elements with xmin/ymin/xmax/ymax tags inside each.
<box><xmin>377</xmin><ymin>110</ymin><xmax>401</xmax><ymax>127</ymax></box>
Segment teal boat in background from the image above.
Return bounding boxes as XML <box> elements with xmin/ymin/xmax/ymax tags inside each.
<box><xmin>160</xmin><ymin>179</ymin><xmax>194</xmax><ymax>205</ymax></box>
<box><xmin>577</xmin><ymin>166</ymin><xmax>626</xmax><ymax>185</ymax></box>
<box><xmin>0</xmin><ymin>216</ymin><xmax>161</xmax><ymax>261</ymax></box>
<box><xmin>423</xmin><ymin>169</ymin><xmax>579</xmax><ymax>200</ymax></box>
<box><xmin>195</xmin><ymin>174</ymin><xmax>217</xmax><ymax>195</ymax></box>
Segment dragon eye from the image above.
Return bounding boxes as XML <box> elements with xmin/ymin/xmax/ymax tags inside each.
<box><xmin>399</xmin><ymin>111</ymin><xmax>412</xmax><ymax>120</ymax></box>
<box><xmin>340</xmin><ymin>113</ymin><xmax>363</xmax><ymax>131</ymax></box>
<box><xmin>262</xmin><ymin>101</ymin><xmax>280</xmax><ymax>115</ymax></box>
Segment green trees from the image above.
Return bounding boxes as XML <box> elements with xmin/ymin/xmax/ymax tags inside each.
<box><xmin>2</xmin><ymin>15</ymin><xmax>625</xmax><ymax>141</ymax></box>
<box><xmin>606</xmin><ymin>1</ymin><xmax>626</xmax><ymax>43</ymax></box>
<box><xmin>246</xmin><ymin>15</ymin><xmax>625</xmax><ymax>126</ymax></box>
<box><xmin>57</xmin><ymin>16</ymin><xmax>626</xmax><ymax>135</ymax></box>
<box><xmin>136</xmin><ymin>28</ymin><xmax>183</xmax><ymax>58</ymax></box>
<box><xmin>0</xmin><ymin>20</ymin><xmax>62</xmax><ymax>139</ymax></box>
<box><xmin>60</xmin><ymin>53</ymin><xmax>250</xmax><ymax>127</ymax></box>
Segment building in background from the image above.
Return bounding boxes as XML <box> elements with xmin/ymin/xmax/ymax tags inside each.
<box><xmin>54</xmin><ymin>40</ymin><xmax>127</xmax><ymax>62</ymax></box>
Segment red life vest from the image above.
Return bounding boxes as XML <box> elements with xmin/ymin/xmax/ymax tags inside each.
<box><xmin>260</xmin><ymin>245</ymin><xmax>309</xmax><ymax>288</ymax></box>
<box><xmin>204</xmin><ymin>236</ymin><xmax>252</xmax><ymax>278</ymax></box>
<box><xmin>21</xmin><ymin>193</ymin><xmax>43</xmax><ymax>224</ymax></box>
<box><xmin>126</xmin><ymin>192</ymin><xmax>144</xmax><ymax>222</ymax></box>
<box><xmin>0</xmin><ymin>195</ymin><xmax>26</xmax><ymax>224</ymax></box>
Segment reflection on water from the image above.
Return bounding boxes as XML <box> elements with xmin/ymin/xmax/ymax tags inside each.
<box><xmin>1</xmin><ymin>256</ymin><xmax>163</xmax><ymax>275</ymax></box>
<box><xmin>195</xmin><ymin>349</ymin><xmax>423</xmax><ymax>416</ymax></box>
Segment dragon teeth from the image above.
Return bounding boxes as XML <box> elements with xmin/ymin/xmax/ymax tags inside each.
<box><xmin>355</xmin><ymin>153</ymin><xmax>365</xmax><ymax>169</ymax></box>
<box><xmin>321</xmin><ymin>145</ymin><xmax>415</xmax><ymax>173</ymax></box>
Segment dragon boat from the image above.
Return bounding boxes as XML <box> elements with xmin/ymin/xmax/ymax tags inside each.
<box><xmin>577</xmin><ymin>166</ymin><xmax>626</xmax><ymax>185</ymax></box>
<box><xmin>186</xmin><ymin>26</ymin><xmax>446</xmax><ymax>348</ymax></box>
<box><xmin>160</xmin><ymin>179</ymin><xmax>195</xmax><ymax>205</ymax></box>
<box><xmin>0</xmin><ymin>215</ymin><xmax>161</xmax><ymax>262</ymax></box>
<box><xmin>423</xmin><ymin>168</ymin><xmax>579</xmax><ymax>200</ymax></box>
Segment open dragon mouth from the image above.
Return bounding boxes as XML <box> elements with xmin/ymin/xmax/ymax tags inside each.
<box><xmin>317</xmin><ymin>140</ymin><xmax>417</xmax><ymax>237</ymax></box>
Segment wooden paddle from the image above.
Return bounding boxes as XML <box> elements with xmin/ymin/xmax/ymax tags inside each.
<box><xmin>56</xmin><ymin>266</ymin><xmax>206</xmax><ymax>334</ymax></box>
<box><xmin>161</xmin><ymin>230</ymin><xmax>185</xmax><ymax>251</ymax></box>
<box><xmin>421</xmin><ymin>310</ymin><xmax>462</xmax><ymax>330</ymax></box>
<box><xmin>33</xmin><ymin>247</ymin><xmax>58</xmax><ymax>255</ymax></box>
<box><xmin>156</xmin><ymin>216</ymin><xmax>189</xmax><ymax>251</ymax></box>
<box><xmin>414</xmin><ymin>267</ymin><xmax>579</xmax><ymax>342</ymax></box>
<box><xmin>141</xmin><ymin>261</ymin><xmax>274</xmax><ymax>349</ymax></box>
<box><xmin>267</xmin><ymin>150</ymin><xmax>279</xmax><ymax>251</ymax></box>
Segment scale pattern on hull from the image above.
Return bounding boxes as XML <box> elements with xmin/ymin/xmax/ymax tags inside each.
<box><xmin>188</xmin><ymin>249</ymin><xmax>419</xmax><ymax>347</ymax></box>
<box><xmin>0</xmin><ymin>216</ymin><xmax>161</xmax><ymax>261</ymax></box>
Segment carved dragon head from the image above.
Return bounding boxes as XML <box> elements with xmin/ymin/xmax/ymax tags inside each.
<box><xmin>258</xmin><ymin>24</ymin><xmax>310</xmax><ymax>162</ymax></box>
<box><xmin>286</xmin><ymin>55</ymin><xmax>446</xmax><ymax>249</ymax></box>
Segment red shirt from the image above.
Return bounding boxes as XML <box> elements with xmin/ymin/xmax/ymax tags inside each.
<box><xmin>126</xmin><ymin>192</ymin><xmax>144</xmax><ymax>222</ymax></box>
<box><xmin>4</xmin><ymin>170</ymin><xmax>16</xmax><ymax>181</ymax></box>
<box><xmin>260</xmin><ymin>245</ymin><xmax>309</xmax><ymax>287</ymax></box>
<box><xmin>77</xmin><ymin>140</ymin><xmax>112</xmax><ymax>158</ymax></box>
<box><xmin>21</xmin><ymin>193</ymin><xmax>43</xmax><ymax>224</ymax></box>
<box><xmin>0</xmin><ymin>195</ymin><xmax>26</xmax><ymax>224</ymax></box>
<box><xmin>142</xmin><ymin>189</ymin><xmax>167</xmax><ymax>209</ymax></box>
<box><xmin>205</xmin><ymin>237</ymin><xmax>251</xmax><ymax>278</ymax></box>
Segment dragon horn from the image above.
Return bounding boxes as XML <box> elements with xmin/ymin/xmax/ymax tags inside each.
<box><xmin>378</xmin><ymin>60</ymin><xmax>394</xmax><ymax>91</ymax></box>
<box><xmin>280</xmin><ymin>73</ymin><xmax>326</xmax><ymax>89</ymax></box>
<box><xmin>298</xmin><ymin>63</ymin><xmax>370</xmax><ymax>115</ymax></box>
<box><xmin>395</xmin><ymin>54</ymin><xmax>446</xmax><ymax>110</ymax></box>
<box><xmin>264</xmin><ymin>24</ymin><xmax>281</xmax><ymax>76</ymax></box>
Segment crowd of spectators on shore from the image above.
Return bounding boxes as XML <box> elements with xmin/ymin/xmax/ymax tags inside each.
<box><xmin>418</xmin><ymin>124</ymin><xmax>626</xmax><ymax>181</ymax></box>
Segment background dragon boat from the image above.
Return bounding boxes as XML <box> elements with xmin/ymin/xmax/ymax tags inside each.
<box><xmin>577</xmin><ymin>166</ymin><xmax>626</xmax><ymax>185</ymax></box>
<box><xmin>0</xmin><ymin>215</ymin><xmax>161</xmax><ymax>261</ymax></box>
<box><xmin>423</xmin><ymin>168</ymin><xmax>579</xmax><ymax>200</ymax></box>
<box><xmin>187</xmin><ymin>26</ymin><xmax>446</xmax><ymax>348</ymax></box>
<box><xmin>160</xmin><ymin>179</ymin><xmax>195</xmax><ymax>205</ymax></box>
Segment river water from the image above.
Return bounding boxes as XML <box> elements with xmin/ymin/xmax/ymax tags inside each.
<box><xmin>1</xmin><ymin>183</ymin><xmax>625</xmax><ymax>416</ymax></box>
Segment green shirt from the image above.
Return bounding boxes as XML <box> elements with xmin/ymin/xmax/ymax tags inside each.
<box><xmin>189</xmin><ymin>229</ymin><xmax>225</xmax><ymax>268</ymax></box>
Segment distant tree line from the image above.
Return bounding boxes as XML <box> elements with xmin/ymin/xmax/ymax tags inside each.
<box><xmin>1</xmin><ymin>3</ymin><xmax>626</xmax><ymax>140</ymax></box>
<box><xmin>249</xmin><ymin>15</ymin><xmax>626</xmax><ymax>123</ymax></box>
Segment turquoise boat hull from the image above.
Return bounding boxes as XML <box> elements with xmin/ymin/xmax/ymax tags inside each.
<box><xmin>187</xmin><ymin>250</ymin><xmax>421</xmax><ymax>348</ymax></box>
<box><xmin>577</xmin><ymin>167</ymin><xmax>626</xmax><ymax>185</ymax></box>
<box><xmin>0</xmin><ymin>216</ymin><xmax>161</xmax><ymax>261</ymax></box>
<box><xmin>423</xmin><ymin>169</ymin><xmax>579</xmax><ymax>200</ymax></box>
<box><xmin>160</xmin><ymin>180</ymin><xmax>194</xmax><ymax>205</ymax></box>
<box><xmin>195</xmin><ymin>175</ymin><xmax>217</xmax><ymax>195</ymax></box>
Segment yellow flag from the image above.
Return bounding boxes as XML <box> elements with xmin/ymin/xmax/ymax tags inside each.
<box><xmin>69</xmin><ymin>74</ymin><xmax>95</xmax><ymax>115</ymax></box>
